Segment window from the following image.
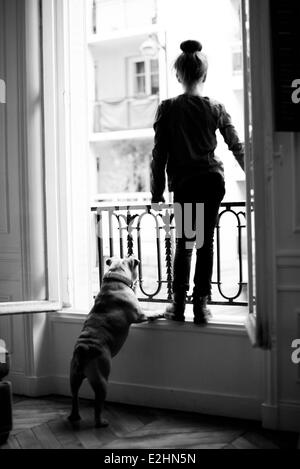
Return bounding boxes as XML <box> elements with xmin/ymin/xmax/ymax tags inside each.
<box><xmin>134</xmin><ymin>61</ymin><xmax>146</xmax><ymax>95</ymax></box>
<box><xmin>150</xmin><ymin>59</ymin><xmax>159</xmax><ymax>95</ymax></box>
<box><xmin>84</xmin><ymin>0</ymin><xmax>252</xmax><ymax>322</ymax></box>
<box><xmin>130</xmin><ymin>58</ymin><xmax>160</xmax><ymax>97</ymax></box>
<box><xmin>0</xmin><ymin>0</ymin><xmax>272</xmax><ymax>356</ymax></box>
<box><xmin>7</xmin><ymin>0</ymin><xmax>256</xmax><ymax>331</ymax></box>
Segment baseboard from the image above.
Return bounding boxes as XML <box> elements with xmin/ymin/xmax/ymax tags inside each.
<box><xmin>278</xmin><ymin>402</ymin><xmax>300</xmax><ymax>432</ymax></box>
<box><xmin>262</xmin><ymin>401</ymin><xmax>300</xmax><ymax>432</ymax></box>
<box><xmin>261</xmin><ymin>403</ymin><xmax>279</xmax><ymax>430</ymax></box>
<box><xmin>8</xmin><ymin>372</ymin><xmax>54</xmax><ymax>397</ymax></box>
<box><xmin>51</xmin><ymin>375</ymin><xmax>262</xmax><ymax>421</ymax></box>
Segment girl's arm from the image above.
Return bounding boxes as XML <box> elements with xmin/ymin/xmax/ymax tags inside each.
<box><xmin>150</xmin><ymin>102</ymin><xmax>169</xmax><ymax>203</ymax></box>
<box><xmin>218</xmin><ymin>104</ymin><xmax>245</xmax><ymax>171</ymax></box>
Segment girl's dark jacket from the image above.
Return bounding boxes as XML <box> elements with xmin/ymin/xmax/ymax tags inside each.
<box><xmin>150</xmin><ymin>94</ymin><xmax>245</xmax><ymax>202</ymax></box>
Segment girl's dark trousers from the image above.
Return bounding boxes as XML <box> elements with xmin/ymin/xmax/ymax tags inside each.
<box><xmin>172</xmin><ymin>172</ymin><xmax>226</xmax><ymax>299</ymax></box>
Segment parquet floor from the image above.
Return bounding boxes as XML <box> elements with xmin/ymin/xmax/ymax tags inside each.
<box><xmin>0</xmin><ymin>395</ymin><xmax>298</xmax><ymax>449</ymax></box>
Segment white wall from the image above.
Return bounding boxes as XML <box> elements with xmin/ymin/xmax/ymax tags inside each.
<box><xmin>31</xmin><ymin>315</ymin><xmax>263</xmax><ymax>422</ymax></box>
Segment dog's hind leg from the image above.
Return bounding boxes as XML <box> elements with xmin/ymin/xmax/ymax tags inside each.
<box><xmin>91</xmin><ymin>379</ymin><xmax>108</xmax><ymax>428</ymax></box>
<box><xmin>85</xmin><ymin>356</ymin><xmax>110</xmax><ymax>428</ymax></box>
<box><xmin>68</xmin><ymin>357</ymin><xmax>84</xmax><ymax>423</ymax></box>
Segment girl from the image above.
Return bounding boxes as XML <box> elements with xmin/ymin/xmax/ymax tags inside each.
<box><xmin>151</xmin><ymin>40</ymin><xmax>245</xmax><ymax>325</ymax></box>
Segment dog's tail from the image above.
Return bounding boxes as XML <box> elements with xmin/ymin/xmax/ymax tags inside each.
<box><xmin>74</xmin><ymin>344</ymin><xmax>90</xmax><ymax>365</ymax></box>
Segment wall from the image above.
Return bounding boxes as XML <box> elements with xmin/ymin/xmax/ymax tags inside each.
<box><xmin>42</xmin><ymin>315</ymin><xmax>263</xmax><ymax>421</ymax></box>
<box><xmin>93</xmin><ymin>36</ymin><xmax>151</xmax><ymax>101</ymax></box>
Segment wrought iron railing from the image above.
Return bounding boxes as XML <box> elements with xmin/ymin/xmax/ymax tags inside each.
<box><xmin>91</xmin><ymin>202</ymin><xmax>248</xmax><ymax>306</ymax></box>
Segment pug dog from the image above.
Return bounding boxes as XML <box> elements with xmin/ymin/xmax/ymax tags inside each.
<box><xmin>68</xmin><ymin>256</ymin><xmax>164</xmax><ymax>428</ymax></box>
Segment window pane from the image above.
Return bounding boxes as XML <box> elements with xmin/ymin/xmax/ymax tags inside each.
<box><xmin>150</xmin><ymin>73</ymin><xmax>159</xmax><ymax>95</ymax></box>
<box><xmin>135</xmin><ymin>75</ymin><xmax>146</xmax><ymax>94</ymax></box>
<box><xmin>135</xmin><ymin>61</ymin><xmax>145</xmax><ymax>75</ymax></box>
<box><xmin>150</xmin><ymin>59</ymin><xmax>159</xmax><ymax>73</ymax></box>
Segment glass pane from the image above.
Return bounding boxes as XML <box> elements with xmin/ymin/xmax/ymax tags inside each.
<box><xmin>135</xmin><ymin>75</ymin><xmax>146</xmax><ymax>95</ymax></box>
<box><xmin>135</xmin><ymin>61</ymin><xmax>145</xmax><ymax>75</ymax></box>
<box><xmin>150</xmin><ymin>73</ymin><xmax>159</xmax><ymax>95</ymax></box>
<box><xmin>150</xmin><ymin>59</ymin><xmax>159</xmax><ymax>73</ymax></box>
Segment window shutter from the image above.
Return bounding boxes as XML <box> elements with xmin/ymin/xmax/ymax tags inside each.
<box><xmin>271</xmin><ymin>0</ymin><xmax>300</xmax><ymax>131</ymax></box>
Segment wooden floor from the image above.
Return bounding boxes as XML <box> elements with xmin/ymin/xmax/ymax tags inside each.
<box><xmin>0</xmin><ymin>395</ymin><xmax>298</xmax><ymax>449</ymax></box>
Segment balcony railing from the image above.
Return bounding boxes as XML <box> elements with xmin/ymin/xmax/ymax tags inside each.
<box><xmin>93</xmin><ymin>95</ymin><xmax>159</xmax><ymax>132</ymax></box>
<box><xmin>91</xmin><ymin>202</ymin><xmax>248</xmax><ymax>307</ymax></box>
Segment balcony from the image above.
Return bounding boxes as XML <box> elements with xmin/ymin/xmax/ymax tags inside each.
<box><xmin>93</xmin><ymin>95</ymin><xmax>159</xmax><ymax>133</ymax></box>
<box><xmin>91</xmin><ymin>201</ymin><xmax>249</xmax><ymax>324</ymax></box>
<box><xmin>92</xmin><ymin>0</ymin><xmax>158</xmax><ymax>37</ymax></box>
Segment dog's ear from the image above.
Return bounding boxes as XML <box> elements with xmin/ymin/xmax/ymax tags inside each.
<box><xmin>132</xmin><ymin>257</ymin><xmax>140</xmax><ymax>269</ymax></box>
<box><xmin>106</xmin><ymin>258</ymin><xmax>112</xmax><ymax>266</ymax></box>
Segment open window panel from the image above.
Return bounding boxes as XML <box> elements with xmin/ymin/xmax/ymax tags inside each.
<box><xmin>242</xmin><ymin>0</ymin><xmax>271</xmax><ymax>349</ymax></box>
<box><xmin>240</xmin><ymin>0</ymin><xmax>256</xmax><ymax>336</ymax></box>
<box><xmin>0</xmin><ymin>0</ymin><xmax>62</xmax><ymax>317</ymax></box>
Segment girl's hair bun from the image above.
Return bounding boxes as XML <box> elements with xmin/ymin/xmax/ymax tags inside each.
<box><xmin>180</xmin><ymin>40</ymin><xmax>202</xmax><ymax>54</ymax></box>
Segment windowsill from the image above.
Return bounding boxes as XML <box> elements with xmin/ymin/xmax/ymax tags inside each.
<box><xmin>50</xmin><ymin>304</ymin><xmax>248</xmax><ymax>336</ymax></box>
<box><xmin>0</xmin><ymin>300</ymin><xmax>61</xmax><ymax>316</ymax></box>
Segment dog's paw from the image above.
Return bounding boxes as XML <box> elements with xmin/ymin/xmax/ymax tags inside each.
<box><xmin>148</xmin><ymin>314</ymin><xmax>165</xmax><ymax>322</ymax></box>
<box><xmin>68</xmin><ymin>413</ymin><xmax>81</xmax><ymax>423</ymax></box>
<box><xmin>95</xmin><ymin>418</ymin><xmax>109</xmax><ymax>428</ymax></box>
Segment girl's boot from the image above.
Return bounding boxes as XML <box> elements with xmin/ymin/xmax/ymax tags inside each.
<box><xmin>193</xmin><ymin>295</ymin><xmax>211</xmax><ymax>326</ymax></box>
<box><xmin>164</xmin><ymin>288</ymin><xmax>187</xmax><ymax>322</ymax></box>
